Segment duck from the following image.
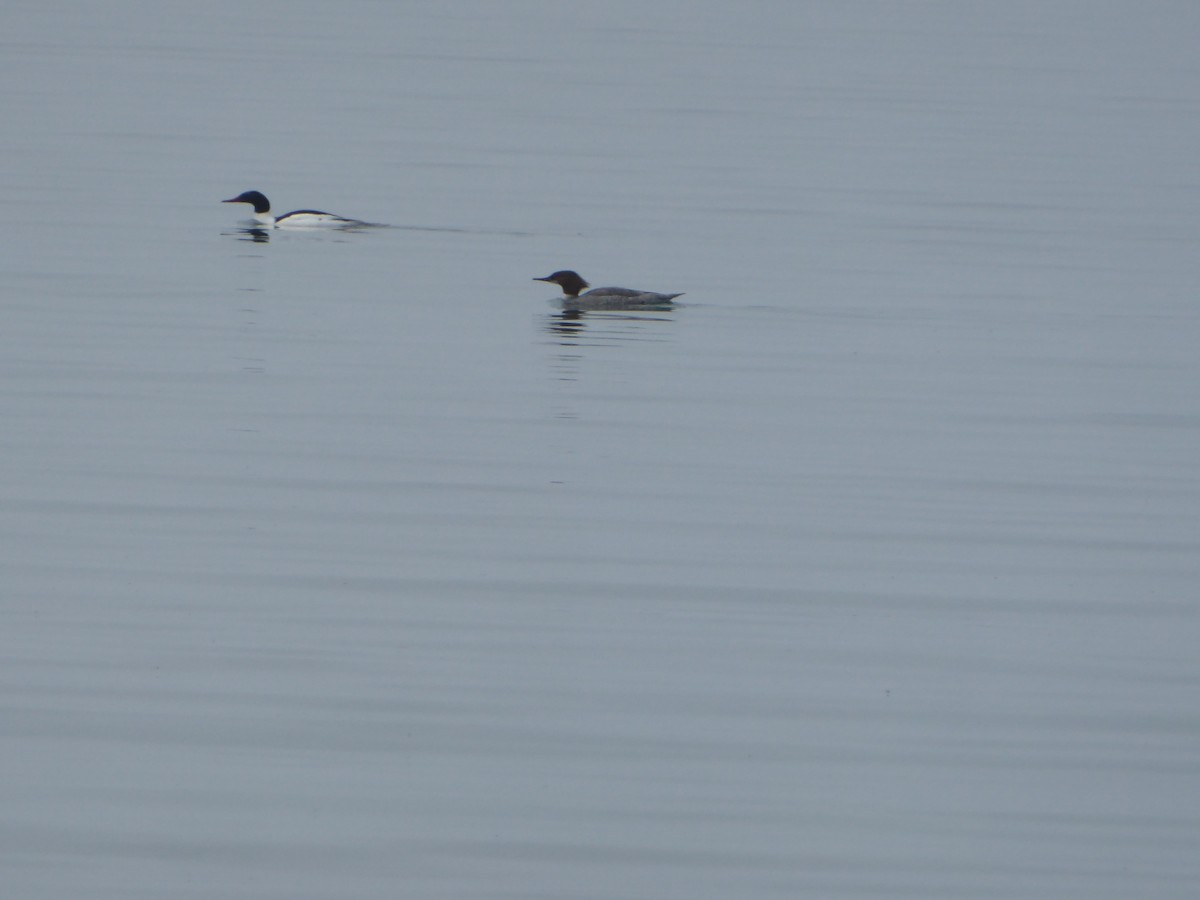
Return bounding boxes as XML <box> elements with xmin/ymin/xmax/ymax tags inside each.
<box><xmin>222</xmin><ymin>190</ymin><xmax>368</xmax><ymax>228</ymax></box>
<box><xmin>533</xmin><ymin>270</ymin><xmax>682</xmax><ymax>308</ymax></box>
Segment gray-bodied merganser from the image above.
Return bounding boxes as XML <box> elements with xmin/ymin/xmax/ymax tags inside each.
<box><xmin>222</xmin><ymin>190</ymin><xmax>369</xmax><ymax>228</ymax></box>
<box><xmin>533</xmin><ymin>270</ymin><xmax>682</xmax><ymax>308</ymax></box>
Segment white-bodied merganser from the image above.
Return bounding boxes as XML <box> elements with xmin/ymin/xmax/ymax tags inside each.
<box><xmin>533</xmin><ymin>270</ymin><xmax>683</xmax><ymax>308</ymax></box>
<box><xmin>222</xmin><ymin>190</ymin><xmax>369</xmax><ymax>228</ymax></box>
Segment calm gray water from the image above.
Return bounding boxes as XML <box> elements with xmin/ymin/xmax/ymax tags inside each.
<box><xmin>2</xmin><ymin>2</ymin><xmax>1198</xmax><ymax>898</ymax></box>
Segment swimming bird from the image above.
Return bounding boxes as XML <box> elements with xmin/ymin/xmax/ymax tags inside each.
<box><xmin>533</xmin><ymin>270</ymin><xmax>683</xmax><ymax>308</ymax></box>
<box><xmin>222</xmin><ymin>190</ymin><xmax>368</xmax><ymax>228</ymax></box>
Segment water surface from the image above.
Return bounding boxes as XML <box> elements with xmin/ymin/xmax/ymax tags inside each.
<box><xmin>2</xmin><ymin>2</ymin><xmax>1198</xmax><ymax>898</ymax></box>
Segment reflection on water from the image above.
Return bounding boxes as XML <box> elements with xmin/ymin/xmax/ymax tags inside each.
<box><xmin>542</xmin><ymin>309</ymin><xmax>678</xmax><ymax>405</ymax></box>
<box><xmin>545</xmin><ymin>308</ymin><xmax>587</xmax><ymax>342</ymax></box>
<box><xmin>222</xmin><ymin>225</ymin><xmax>380</xmax><ymax>244</ymax></box>
<box><xmin>543</xmin><ymin>308</ymin><xmax>677</xmax><ymax>346</ymax></box>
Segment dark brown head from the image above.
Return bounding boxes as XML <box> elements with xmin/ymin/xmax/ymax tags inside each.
<box><xmin>533</xmin><ymin>270</ymin><xmax>589</xmax><ymax>297</ymax></box>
